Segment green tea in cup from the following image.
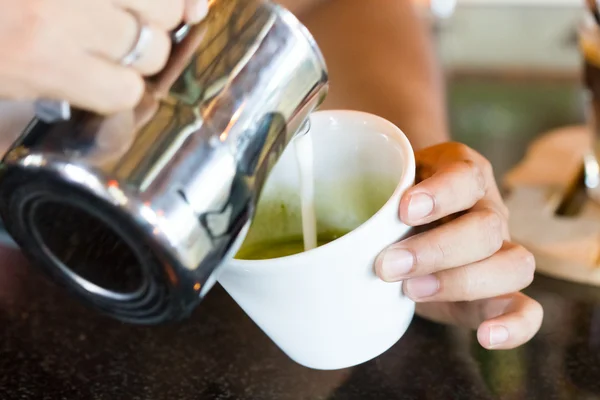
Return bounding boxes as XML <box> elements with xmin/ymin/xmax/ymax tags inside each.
<box><xmin>219</xmin><ymin>110</ymin><xmax>416</xmax><ymax>370</ymax></box>
<box><xmin>236</xmin><ymin>231</ymin><xmax>348</xmax><ymax>260</ymax></box>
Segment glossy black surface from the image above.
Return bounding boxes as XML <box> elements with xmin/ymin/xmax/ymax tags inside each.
<box><xmin>0</xmin><ymin>79</ymin><xmax>598</xmax><ymax>399</ymax></box>
<box><xmin>3</xmin><ymin>250</ymin><xmax>600</xmax><ymax>399</ymax></box>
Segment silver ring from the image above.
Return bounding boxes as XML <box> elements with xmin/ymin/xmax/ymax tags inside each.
<box><xmin>120</xmin><ymin>12</ymin><xmax>153</xmax><ymax>67</ymax></box>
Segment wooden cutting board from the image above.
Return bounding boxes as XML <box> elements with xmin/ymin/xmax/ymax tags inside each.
<box><xmin>504</xmin><ymin>125</ymin><xmax>600</xmax><ymax>285</ymax></box>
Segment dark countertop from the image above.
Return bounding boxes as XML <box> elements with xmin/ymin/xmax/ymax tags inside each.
<box><xmin>0</xmin><ymin>78</ymin><xmax>598</xmax><ymax>399</ymax></box>
<box><xmin>2</xmin><ymin>247</ymin><xmax>600</xmax><ymax>400</ymax></box>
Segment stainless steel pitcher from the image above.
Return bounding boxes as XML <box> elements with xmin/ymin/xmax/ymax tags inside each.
<box><xmin>0</xmin><ymin>0</ymin><xmax>328</xmax><ymax>324</ymax></box>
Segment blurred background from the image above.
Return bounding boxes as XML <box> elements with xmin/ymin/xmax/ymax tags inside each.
<box><xmin>424</xmin><ymin>0</ymin><xmax>585</xmax><ymax>182</ymax></box>
<box><xmin>403</xmin><ymin>1</ymin><xmax>600</xmax><ymax>398</ymax></box>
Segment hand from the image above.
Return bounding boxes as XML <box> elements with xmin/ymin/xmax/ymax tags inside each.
<box><xmin>375</xmin><ymin>142</ymin><xmax>543</xmax><ymax>350</ymax></box>
<box><xmin>0</xmin><ymin>0</ymin><xmax>208</xmax><ymax>114</ymax></box>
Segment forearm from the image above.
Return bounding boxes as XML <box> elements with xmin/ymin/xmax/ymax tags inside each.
<box><xmin>282</xmin><ymin>0</ymin><xmax>449</xmax><ymax>150</ymax></box>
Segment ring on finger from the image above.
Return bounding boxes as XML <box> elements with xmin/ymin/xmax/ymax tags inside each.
<box><xmin>120</xmin><ymin>10</ymin><xmax>153</xmax><ymax>66</ymax></box>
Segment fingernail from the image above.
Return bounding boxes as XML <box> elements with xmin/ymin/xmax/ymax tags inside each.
<box><xmin>189</xmin><ymin>0</ymin><xmax>209</xmax><ymax>23</ymax></box>
<box><xmin>405</xmin><ymin>275</ymin><xmax>439</xmax><ymax>299</ymax></box>
<box><xmin>407</xmin><ymin>193</ymin><xmax>434</xmax><ymax>221</ymax></box>
<box><xmin>489</xmin><ymin>325</ymin><xmax>509</xmax><ymax>347</ymax></box>
<box><xmin>378</xmin><ymin>249</ymin><xmax>414</xmax><ymax>280</ymax></box>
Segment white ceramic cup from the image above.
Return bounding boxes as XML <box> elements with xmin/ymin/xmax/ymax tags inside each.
<box><xmin>217</xmin><ymin>110</ymin><xmax>416</xmax><ymax>370</ymax></box>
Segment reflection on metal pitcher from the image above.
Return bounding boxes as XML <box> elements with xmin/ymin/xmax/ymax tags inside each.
<box><xmin>0</xmin><ymin>0</ymin><xmax>328</xmax><ymax>324</ymax></box>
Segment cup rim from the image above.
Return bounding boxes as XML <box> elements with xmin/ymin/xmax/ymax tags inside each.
<box><xmin>227</xmin><ymin>109</ymin><xmax>416</xmax><ymax>270</ymax></box>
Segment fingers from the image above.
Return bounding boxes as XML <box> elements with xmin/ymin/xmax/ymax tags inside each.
<box><xmin>400</xmin><ymin>159</ymin><xmax>490</xmax><ymax>226</ymax></box>
<box><xmin>185</xmin><ymin>0</ymin><xmax>210</xmax><ymax>24</ymax></box>
<box><xmin>111</xmin><ymin>0</ymin><xmax>209</xmax><ymax>27</ymax></box>
<box><xmin>402</xmin><ymin>242</ymin><xmax>535</xmax><ymax>302</ymax></box>
<box><xmin>471</xmin><ymin>198</ymin><xmax>511</xmax><ymax>240</ymax></box>
<box><xmin>476</xmin><ymin>293</ymin><xmax>543</xmax><ymax>349</ymax></box>
<box><xmin>43</xmin><ymin>52</ymin><xmax>145</xmax><ymax>114</ymax></box>
<box><xmin>111</xmin><ymin>0</ymin><xmax>186</xmax><ymax>30</ymax></box>
<box><xmin>376</xmin><ymin>209</ymin><xmax>504</xmax><ymax>281</ymax></box>
<box><xmin>387</xmin><ymin>142</ymin><xmax>542</xmax><ymax>350</ymax></box>
<box><xmin>1</xmin><ymin>0</ymin><xmax>203</xmax><ymax>114</ymax></box>
<box><xmin>151</xmin><ymin>23</ymin><xmax>208</xmax><ymax>95</ymax></box>
<box><xmin>401</xmin><ymin>142</ymin><xmax>498</xmax><ymax>226</ymax></box>
<box><xmin>414</xmin><ymin>292</ymin><xmax>543</xmax><ymax>350</ymax></box>
<box><xmin>88</xmin><ymin>1</ymin><xmax>209</xmax><ymax>76</ymax></box>
<box><xmin>81</xmin><ymin>5</ymin><xmax>171</xmax><ymax>76</ymax></box>
<box><xmin>400</xmin><ymin>160</ymin><xmax>488</xmax><ymax>225</ymax></box>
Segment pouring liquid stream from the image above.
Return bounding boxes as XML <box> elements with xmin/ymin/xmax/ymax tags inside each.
<box><xmin>294</xmin><ymin>130</ymin><xmax>318</xmax><ymax>251</ymax></box>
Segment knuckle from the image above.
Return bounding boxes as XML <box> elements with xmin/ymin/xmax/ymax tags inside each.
<box><xmin>496</xmin><ymin>202</ymin><xmax>510</xmax><ymax>220</ymax></box>
<box><xmin>456</xmin><ymin>158</ymin><xmax>476</xmax><ymax>171</ymax></box>
<box><xmin>531</xmin><ymin>299</ymin><xmax>544</xmax><ymax>322</ymax></box>
<box><xmin>448</xmin><ymin>142</ymin><xmax>472</xmax><ymax>156</ymax></box>
<box><xmin>115</xmin><ymin>12</ymin><xmax>139</xmax><ymax>58</ymax></box>
<box><xmin>142</xmin><ymin>31</ymin><xmax>171</xmax><ymax>75</ymax></box>
<box><xmin>432</xmin><ymin>241</ymin><xmax>450</xmax><ymax>268</ymax></box>
<box><xmin>450</xmin><ymin>141</ymin><xmax>494</xmax><ymax>179</ymax></box>
<box><xmin>477</xmin><ymin>210</ymin><xmax>504</xmax><ymax>251</ymax></box>
<box><xmin>460</xmin><ymin>159</ymin><xmax>486</xmax><ymax>199</ymax></box>
<box><xmin>92</xmin><ymin>100</ymin><xmax>117</xmax><ymax>116</ymax></box>
<box><xmin>11</xmin><ymin>0</ymin><xmax>46</xmax><ymax>62</ymax></box>
<box><xmin>514</xmin><ymin>294</ymin><xmax>544</xmax><ymax>334</ymax></box>
<box><xmin>160</xmin><ymin>0</ymin><xmax>186</xmax><ymax>29</ymax></box>
<box><xmin>479</xmin><ymin>156</ymin><xmax>494</xmax><ymax>178</ymax></box>
<box><xmin>411</xmin><ymin>233</ymin><xmax>451</xmax><ymax>272</ymax></box>
<box><xmin>97</xmin><ymin>73</ymin><xmax>145</xmax><ymax>114</ymax></box>
<box><xmin>417</xmin><ymin>237</ymin><xmax>451</xmax><ymax>271</ymax></box>
<box><xmin>119</xmin><ymin>73</ymin><xmax>146</xmax><ymax>109</ymax></box>
<box><xmin>510</xmin><ymin>245</ymin><xmax>536</xmax><ymax>285</ymax></box>
<box><xmin>457</xmin><ymin>266</ymin><xmax>478</xmax><ymax>302</ymax></box>
<box><xmin>22</xmin><ymin>0</ymin><xmax>45</xmax><ymax>31</ymax></box>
